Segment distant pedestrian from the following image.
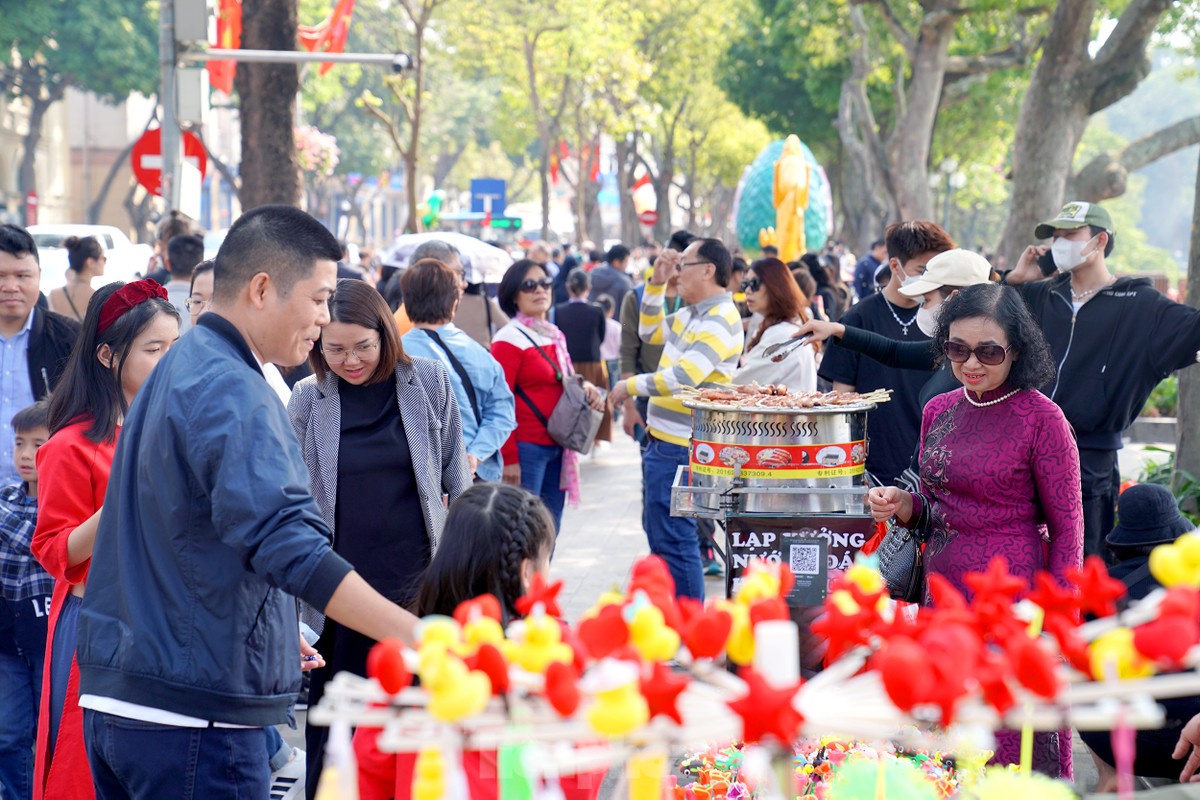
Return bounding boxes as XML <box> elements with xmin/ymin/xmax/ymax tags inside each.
<box><xmin>588</xmin><ymin>245</ymin><xmax>633</xmax><ymax>310</ymax></box>
<box><xmin>48</xmin><ymin>237</ymin><xmax>104</xmax><ymax>322</ymax></box>
<box><xmin>554</xmin><ymin>269</ymin><xmax>612</xmax><ymax>445</ymax></box>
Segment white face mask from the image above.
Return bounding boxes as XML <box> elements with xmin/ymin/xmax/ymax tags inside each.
<box><xmin>916</xmin><ymin>304</ymin><xmax>939</xmax><ymax>338</ymax></box>
<box><xmin>1052</xmin><ymin>234</ymin><xmax>1096</xmax><ymax>272</ymax></box>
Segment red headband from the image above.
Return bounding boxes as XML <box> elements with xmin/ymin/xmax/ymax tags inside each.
<box><xmin>97</xmin><ymin>279</ymin><xmax>170</xmax><ymax>336</ymax></box>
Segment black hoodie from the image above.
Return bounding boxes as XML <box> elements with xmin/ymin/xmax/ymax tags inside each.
<box><xmin>1013</xmin><ymin>273</ymin><xmax>1200</xmax><ymax>450</ymax></box>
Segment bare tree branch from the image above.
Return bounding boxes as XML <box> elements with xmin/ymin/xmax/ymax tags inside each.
<box><xmin>1069</xmin><ymin>114</ymin><xmax>1200</xmax><ymax>202</ymax></box>
<box><xmin>852</xmin><ymin>0</ymin><xmax>916</xmax><ymax>60</ymax></box>
<box><xmin>1083</xmin><ymin>0</ymin><xmax>1173</xmax><ymax>113</ymax></box>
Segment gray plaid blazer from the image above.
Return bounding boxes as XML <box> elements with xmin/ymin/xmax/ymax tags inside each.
<box><xmin>287</xmin><ymin>356</ymin><xmax>471</xmax><ymax>593</ymax></box>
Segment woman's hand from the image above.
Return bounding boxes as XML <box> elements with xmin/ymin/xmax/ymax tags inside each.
<box><xmin>793</xmin><ymin>318</ymin><xmax>845</xmax><ymax>344</ymax></box>
<box><xmin>1174</xmin><ymin>712</ymin><xmax>1200</xmax><ymax>782</ymax></box>
<box><xmin>583</xmin><ymin>382</ymin><xmax>606</xmax><ymax>411</ymax></box>
<box><xmin>867</xmin><ymin>486</ymin><xmax>914</xmax><ymax>524</ymax></box>
<box><xmin>300</xmin><ymin>635</ymin><xmax>325</xmax><ymax>672</ymax></box>
<box><xmin>502</xmin><ymin>464</ymin><xmax>521</xmax><ymax>486</ymax></box>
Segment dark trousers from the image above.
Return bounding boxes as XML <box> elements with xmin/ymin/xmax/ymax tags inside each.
<box><xmin>642</xmin><ymin>438</ymin><xmax>704</xmax><ymax>600</ymax></box>
<box><xmin>85</xmin><ymin>710</ymin><xmax>270</xmax><ymax>799</ymax></box>
<box><xmin>305</xmin><ymin>618</ymin><xmax>374</xmax><ymax>800</ymax></box>
<box><xmin>1080</xmin><ymin>448</ymin><xmax>1119</xmax><ymax>562</ymax></box>
<box><xmin>0</xmin><ymin>594</ymin><xmax>49</xmax><ymax>800</ymax></box>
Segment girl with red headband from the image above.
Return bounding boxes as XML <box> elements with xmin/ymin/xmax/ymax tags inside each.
<box><xmin>29</xmin><ymin>280</ymin><xmax>179</xmax><ymax>800</ymax></box>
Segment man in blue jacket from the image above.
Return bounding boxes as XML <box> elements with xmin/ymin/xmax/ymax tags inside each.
<box><xmin>76</xmin><ymin>206</ymin><xmax>420</xmax><ymax>797</ymax></box>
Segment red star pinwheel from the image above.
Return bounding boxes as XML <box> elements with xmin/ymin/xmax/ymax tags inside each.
<box><xmin>639</xmin><ymin>662</ymin><xmax>689</xmax><ymax>725</ymax></box>
<box><xmin>810</xmin><ymin>606</ymin><xmax>873</xmax><ymax>663</ymax></box>
<box><xmin>1025</xmin><ymin>572</ymin><xmax>1082</xmax><ymax>626</ymax></box>
<box><xmin>453</xmin><ymin>594</ymin><xmax>502</xmax><ymax>626</ymax></box>
<box><xmin>1065</xmin><ymin>556</ymin><xmax>1126</xmax><ymax>618</ymax></box>
<box><xmin>727</xmin><ymin>668</ymin><xmax>803</xmax><ymax>745</ymax></box>
<box><xmin>964</xmin><ymin>556</ymin><xmax>1027</xmax><ymax>604</ymax></box>
<box><xmin>515</xmin><ymin>573</ymin><xmax>564</xmax><ymax>618</ymax></box>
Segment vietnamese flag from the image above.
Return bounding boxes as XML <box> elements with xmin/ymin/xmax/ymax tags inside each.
<box><xmin>208</xmin><ymin>0</ymin><xmax>241</xmax><ymax>95</ymax></box>
<box><xmin>298</xmin><ymin>0</ymin><xmax>357</xmax><ymax>76</ymax></box>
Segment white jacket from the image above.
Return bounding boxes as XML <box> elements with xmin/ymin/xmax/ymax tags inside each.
<box><xmin>735</xmin><ymin>318</ymin><xmax>817</xmax><ymax>392</ymax></box>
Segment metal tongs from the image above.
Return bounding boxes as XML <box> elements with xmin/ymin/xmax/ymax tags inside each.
<box><xmin>763</xmin><ymin>334</ymin><xmax>812</xmax><ymax>363</ymax></box>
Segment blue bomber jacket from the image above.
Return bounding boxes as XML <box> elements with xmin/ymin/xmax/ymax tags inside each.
<box><xmin>77</xmin><ymin>313</ymin><xmax>354</xmax><ymax>726</ymax></box>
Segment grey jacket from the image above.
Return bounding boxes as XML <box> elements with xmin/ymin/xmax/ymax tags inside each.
<box><xmin>288</xmin><ymin>357</ymin><xmax>471</xmax><ymax>572</ymax></box>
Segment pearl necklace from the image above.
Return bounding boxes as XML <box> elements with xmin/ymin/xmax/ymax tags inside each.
<box><xmin>962</xmin><ymin>387</ymin><xmax>1021</xmax><ymax>407</ymax></box>
<box><xmin>883</xmin><ymin>297</ymin><xmax>919</xmax><ymax>336</ymax></box>
<box><xmin>1070</xmin><ymin>277</ymin><xmax>1114</xmax><ymax>302</ymax></box>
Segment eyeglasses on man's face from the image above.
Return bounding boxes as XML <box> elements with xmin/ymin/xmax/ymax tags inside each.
<box><xmin>675</xmin><ymin>260</ymin><xmax>711</xmax><ymax>273</ymax></box>
<box><xmin>321</xmin><ymin>339</ymin><xmax>381</xmax><ymax>364</ymax></box>
<box><xmin>185</xmin><ymin>296</ymin><xmax>209</xmax><ymax>312</ymax></box>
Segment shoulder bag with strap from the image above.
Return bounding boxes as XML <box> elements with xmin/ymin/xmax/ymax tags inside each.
<box><xmin>513</xmin><ymin>326</ymin><xmax>603</xmax><ymax>455</ymax></box>
<box><xmin>421</xmin><ymin>329</ymin><xmax>482</xmax><ymax>427</ymax></box>
<box><xmin>877</xmin><ymin>492</ymin><xmax>931</xmax><ymax>603</ymax></box>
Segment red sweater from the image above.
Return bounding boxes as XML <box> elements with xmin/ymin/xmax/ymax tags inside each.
<box><xmin>491</xmin><ymin>323</ymin><xmax>565</xmax><ymax>464</ymax></box>
<box><xmin>30</xmin><ymin>419</ymin><xmax>117</xmax><ymax>800</ymax></box>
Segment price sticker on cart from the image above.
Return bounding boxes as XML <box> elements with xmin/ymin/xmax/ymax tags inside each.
<box><xmin>689</xmin><ymin>439</ymin><xmax>866</xmax><ymax>479</ymax></box>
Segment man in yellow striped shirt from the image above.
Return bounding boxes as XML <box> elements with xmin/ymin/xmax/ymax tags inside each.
<box><xmin>609</xmin><ymin>239</ymin><xmax>744</xmax><ymax>599</ymax></box>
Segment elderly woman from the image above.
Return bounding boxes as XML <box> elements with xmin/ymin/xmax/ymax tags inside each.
<box><xmin>869</xmin><ymin>282</ymin><xmax>1083</xmax><ymax>778</ymax></box>
<box><xmin>288</xmin><ymin>279</ymin><xmax>470</xmax><ymax>792</ymax></box>
<box><xmin>735</xmin><ymin>257</ymin><xmax>816</xmax><ymax>391</ymax></box>
<box><xmin>491</xmin><ymin>259</ymin><xmax>605</xmax><ymax>529</ymax></box>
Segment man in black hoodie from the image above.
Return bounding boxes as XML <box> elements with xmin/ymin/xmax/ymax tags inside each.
<box><xmin>1004</xmin><ymin>201</ymin><xmax>1200</xmax><ymax>560</ymax></box>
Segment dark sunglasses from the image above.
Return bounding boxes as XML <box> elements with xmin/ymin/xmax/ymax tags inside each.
<box><xmin>741</xmin><ymin>278</ymin><xmax>762</xmax><ymax>293</ymax></box>
<box><xmin>943</xmin><ymin>341</ymin><xmax>1012</xmax><ymax>366</ymax></box>
<box><xmin>519</xmin><ymin>277</ymin><xmax>554</xmax><ymax>293</ymax></box>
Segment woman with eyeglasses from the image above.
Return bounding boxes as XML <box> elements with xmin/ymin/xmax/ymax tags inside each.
<box><xmin>492</xmin><ymin>259</ymin><xmax>605</xmax><ymax>529</ymax></box>
<box><xmin>287</xmin><ymin>279</ymin><xmax>470</xmax><ymax>794</ymax></box>
<box><xmin>868</xmin><ymin>282</ymin><xmax>1081</xmax><ymax>777</ymax></box>
<box><xmin>734</xmin><ymin>257</ymin><xmax>817</xmax><ymax>391</ymax></box>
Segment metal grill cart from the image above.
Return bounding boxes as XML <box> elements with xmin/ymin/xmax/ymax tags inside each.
<box><xmin>671</xmin><ymin>398</ymin><xmax>879</xmax><ymax>675</ymax></box>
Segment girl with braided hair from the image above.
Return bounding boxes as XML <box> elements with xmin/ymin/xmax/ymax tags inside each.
<box><xmin>356</xmin><ymin>484</ymin><xmax>604</xmax><ymax>800</ymax></box>
<box><xmin>414</xmin><ymin>483</ymin><xmax>555</xmax><ymax>621</ymax></box>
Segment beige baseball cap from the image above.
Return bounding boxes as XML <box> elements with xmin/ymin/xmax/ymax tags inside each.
<box><xmin>898</xmin><ymin>249</ymin><xmax>993</xmax><ymax>297</ymax></box>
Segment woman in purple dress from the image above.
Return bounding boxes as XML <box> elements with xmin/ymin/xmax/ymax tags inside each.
<box><xmin>869</xmin><ymin>283</ymin><xmax>1083</xmax><ymax>777</ymax></box>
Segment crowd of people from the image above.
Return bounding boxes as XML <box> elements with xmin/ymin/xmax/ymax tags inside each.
<box><xmin>0</xmin><ymin>195</ymin><xmax>1199</xmax><ymax>798</ymax></box>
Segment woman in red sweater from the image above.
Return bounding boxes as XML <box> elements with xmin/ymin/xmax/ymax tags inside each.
<box><xmin>30</xmin><ymin>280</ymin><xmax>179</xmax><ymax>800</ymax></box>
<box><xmin>491</xmin><ymin>260</ymin><xmax>603</xmax><ymax>529</ymax></box>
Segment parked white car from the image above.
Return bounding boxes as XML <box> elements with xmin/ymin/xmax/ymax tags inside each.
<box><xmin>27</xmin><ymin>224</ymin><xmax>155</xmax><ymax>296</ymax></box>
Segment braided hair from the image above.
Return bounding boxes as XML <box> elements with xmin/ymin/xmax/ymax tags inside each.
<box><xmin>415</xmin><ymin>484</ymin><xmax>557</xmax><ymax>622</ymax></box>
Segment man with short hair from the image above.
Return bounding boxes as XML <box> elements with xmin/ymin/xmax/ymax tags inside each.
<box><xmin>0</xmin><ymin>226</ymin><xmax>79</xmax><ymax>484</ymax></box>
<box><xmin>1004</xmin><ymin>201</ymin><xmax>1200</xmax><ymax>559</ymax></box>
<box><xmin>589</xmin><ymin>244</ymin><xmax>633</xmax><ymax>310</ymax></box>
<box><xmin>609</xmin><ymin>238</ymin><xmax>744</xmax><ymax>599</ymax></box>
<box><xmin>76</xmin><ymin>206</ymin><xmax>421</xmax><ymax>797</ymax></box>
<box><xmin>390</xmin><ymin>240</ymin><xmax>509</xmax><ymax>347</ymax></box>
<box><xmin>401</xmin><ymin>259</ymin><xmax>516</xmax><ymax>482</ymax></box>
<box><xmin>819</xmin><ymin>221</ymin><xmax>954</xmax><ymax>485</ymax></box>
<box><xmin>852</xmin><ymin>239</ymin><xmax>887</xmax><ymax>302</ymax></box>
<box><xmin>164</xmin><ymin>233</ymin><xmax>204</xmax><ymax>333</ymax></box>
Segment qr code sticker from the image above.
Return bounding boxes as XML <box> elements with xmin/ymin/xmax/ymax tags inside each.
<box><xmin>789</xmin><ymin>543</ymin><xmax>821</xmax><ymax>575</ymax></box>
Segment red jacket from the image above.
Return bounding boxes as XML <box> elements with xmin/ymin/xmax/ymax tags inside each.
<box><xmin>30</xmin><ymin>420</ymin><xmax>116</xmax><ymax>800</ymax></box>
<box><xmin>491</xmin><ymin>323</ymin><xmax>565</xmax><ymax>464</ymax></box>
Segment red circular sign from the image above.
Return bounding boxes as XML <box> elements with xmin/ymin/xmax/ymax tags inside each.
<box><xmin>130</xmin><ymin>128</ymin><xmax>208</xmax><ymax>197</ymax></box>
<box><xmin>638</xmin><ymin>209</ymin><xmax>659</xmax><ymax>226</ymax></box>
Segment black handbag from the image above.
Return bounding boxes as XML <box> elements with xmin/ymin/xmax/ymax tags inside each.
<box><xmin>877</xmin><ymin>495</ymin><xmax>930</xmax><ymax>603</ymax></box>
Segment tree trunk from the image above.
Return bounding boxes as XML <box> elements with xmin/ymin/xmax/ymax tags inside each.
<box><xmin>17</xmin><ymin>90</ymin><xmax>60</xmax><ymax>217</ymax></box>
<box><xmin>236</xmin><ymin>0</ymin><xmax>300</xmax><ymax>209</ymax></box>
<box><xmin>997</xmin><ymin>0</ymin><xmax>1172</xmax><ymax>266</ymax></box>
<box><xmin>614</xmin><ymin>137</ymin><xmax>639</xmax><ymax>245</ymax></box>
<box><xmin>885</xmin><ymin>11</ymin><xmax>956</xmax><ymax>221</ymax></box>
<box><xmin>403</xmin><ymin>28</ymin><xmax>425</xmax><ymax>234</ymax></box>
<box><xmin>1175</xmin><ymin>144</ymin><xmax>1200</xmax><ymax>514</ymax></box>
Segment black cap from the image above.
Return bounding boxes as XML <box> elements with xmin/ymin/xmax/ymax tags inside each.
<box><xmin>1105</xmin><ymin>484</ymin><xmax>1194</xmax><ymax>550</ymax></box>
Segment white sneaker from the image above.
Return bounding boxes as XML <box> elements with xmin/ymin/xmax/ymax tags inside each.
<box><xmin>270</xmin><ymin>747</ymin><xmax>306</xmax><ymax>800</ymax></box>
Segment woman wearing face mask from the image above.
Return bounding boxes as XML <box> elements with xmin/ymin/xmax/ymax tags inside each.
<box><xmin>867</xmin><ymin>283</ymin><xmax>1082</xmax><ymax>778</ymax></box>
<box><xmin>735</xmin><ymin>257</ymin><xmax>817</xmax><ymax>391</ymax></box>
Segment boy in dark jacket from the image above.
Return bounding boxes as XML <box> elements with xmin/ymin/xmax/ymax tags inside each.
<box><xmin>1004</xmin><ymin>202</ymin><xmax>1200</xmax><ymax>560</ymax></box>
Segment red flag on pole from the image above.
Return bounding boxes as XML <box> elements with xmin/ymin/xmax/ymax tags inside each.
<box><xmin>208</xmin><ymin>0</ymin><xmax>242</xmax><ymax>95</ymax></box>
<box><xmin>298</xmin><ymin>0</ymin><xmax>358</xmax><ymax>75</ymax></box>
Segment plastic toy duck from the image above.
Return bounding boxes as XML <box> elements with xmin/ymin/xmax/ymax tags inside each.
<box><xmin>734</xmin><ymin>560</ymin><xmax>786</xmax><ymax>606</ymax></box>
<box><xmin>417</xmin><ymin>616</ymin><xmax>463</xmax><ymax>652</ymax></box>
<box><xmin>627</xmin><ymin>594</ymin><xmax>681</xmax><ymax>663</ymax></box>
<box><xmin>583</xmin><ymin>660</ymin><xmax>650</xmax><ymax>738</ymax></box>
<box><xmin>510</xmin><ymin>611</ymin><xmax>574</xmax><ymax>674</ymax></box>
<box><xmin>718</xmin><ymin>600</ymin><xmax>755</xmax><ymax>666</ymax></box>
<box><xmin>462</xmin><ymin>615</ymin><xmax>505</xmax><ymax>653</ymax></box>
<box><xmin>1089</xmin><ymin>627</ymin><xmax>1157</xmax><ymax>681</ymax></box>
<box><xmin>419</xmin><ymin>648</ymin><xmax>492</xmax><ymax>722</ymax></box>
<box><xmin>413</xmin><ymin>746</ymin><xmax>446</xmax><ymax>800</ymax></box>
<box><xmin>1149</xmin><ymin>532</ymin><xmax>1200</xmax><ymax>588</ymax></box>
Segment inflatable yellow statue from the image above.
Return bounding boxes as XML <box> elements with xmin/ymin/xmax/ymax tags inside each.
<box><xmin>772</xmin><ymin>135</ymin><xmax>810</xmax><ymax>262</ymax></box>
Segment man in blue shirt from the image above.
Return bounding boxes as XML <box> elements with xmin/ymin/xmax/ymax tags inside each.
<box><xmin>401</xmin><ymin>258</ymin><xmax>515</xmax><ymax>482</ymax></box>
<box><xmin>852</xmin><ymin>239</ymin><xmax>887</xmax><ymax>303</ymax></box>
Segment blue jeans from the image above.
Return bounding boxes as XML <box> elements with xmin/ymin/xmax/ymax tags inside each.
<box><xmin>84</xmin><ymin>710</ymin><xmax>270</xmax><ymax>799</ymax></box>
<box><xmin>642</xmin><ymin>438</ymin><xmax>703</xmax><ymax>600</ymax></box>
<box><xmin>0</xmin><ymin>595</ymin><xmax>48</xmax><ymax>800</ymax></box>
<box><xmin>518</xmin><ymin>442</ymin><xmax>565</xmax><ymax>529</ymax></box>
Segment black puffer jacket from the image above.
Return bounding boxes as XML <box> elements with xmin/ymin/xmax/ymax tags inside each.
<box><xmin>28</xmin><ymin>308</ymin><xmax>80</xmax><ymax>398</ymax></box>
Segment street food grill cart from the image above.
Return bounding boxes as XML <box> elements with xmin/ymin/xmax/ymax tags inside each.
<box><xmin>670</xmin><ymin>390</ymin><xmax>885</xmax><ymax>674</ymax></box>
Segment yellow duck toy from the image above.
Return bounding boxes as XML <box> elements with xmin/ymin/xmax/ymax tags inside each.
<box><xmin>1149</xmin><ymin>532</ymin><xmax>1200</xmax><ymax>588</ymax></box>
<box><xmin>718</xmin><ymin>600</ymin><xmax>755</xmax><ymax>666</ymax></box>
<box><xmin>462</xmin><ymin>615</ymin><xmax>505</xmax><ymax>654</ymax></box>
<box><xmin>627</xmin><ymin>601</ymin><xmax>680</xmax><ymax>663</ymax></box>
<box><xmin>734</xmin><ymin>561</ymin><xmax>784</xmax><ymax>607</ymax></box>
<box><xmin>830</xmin><ymin>561</ymin><xmax>890</xmax><ymax>616</ymax></box>
<box><xmin>419</xmin><ymin>648</ymin><xmax>492</xmax><ymax>722</ymax></box>
<box><xmin>1089</xmin><ymin>627</ymin><xmax>1157</xmax><ymax>681</ymax></box>
<box><xmin>583</xmin><ymin>661</ymin><xmax>650</xmax><ymax>738</ymax></box>
<box><xmin>510</xmin><ymin>613</ymin><xmax>574</xmax><ymax>674</ymax></box>
<box><xmin>413</xmin><ymin>746</ymin><xmax>446</xmax><ymax>800</ymax></box>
